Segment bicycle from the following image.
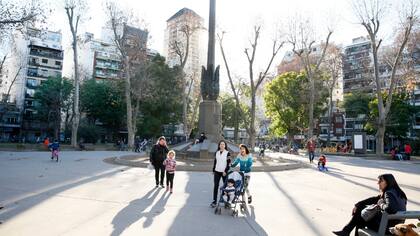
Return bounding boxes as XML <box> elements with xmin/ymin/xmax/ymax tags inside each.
<box><xmin>51</xmin><ymin>149</ymin><xmax>59</xmax><ymax>162</ymax></box>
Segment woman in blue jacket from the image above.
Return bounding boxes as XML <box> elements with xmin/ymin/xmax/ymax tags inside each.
<box><xmin>231</xmin><ymin>144</ymin><xmax>253</xmax><ymax>204</ymax></box>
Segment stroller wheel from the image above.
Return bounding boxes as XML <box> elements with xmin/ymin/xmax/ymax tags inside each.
<box><xmin>214</xmin><ymin>207</ymin><xmax>218</xmax><ymax>214</ymax></box>
<box><xmin>218</xmin><ymin>207</ymin><xmax>222</xmax><ymax>215</ymax></box>
<box><xmin>232</xmin><ymin>210</ymin><xmax>238</xmax><ymax>217</ymax></box>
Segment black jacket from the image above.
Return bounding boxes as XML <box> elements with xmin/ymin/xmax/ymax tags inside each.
<box><xmin>355</xmin><ymin>189</ymin><xmax>407</xmax><ymax>230</ymax></box>
<box><xmin>150</xmin><ymin>144</ymin><xmax>169</xmax><ymax>167</ymax></box>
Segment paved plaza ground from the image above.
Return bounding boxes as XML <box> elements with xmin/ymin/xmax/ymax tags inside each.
<box><xmin>0</xmin><ymin>151</ymin><xmax>419</xmax><ymax>236</ymax></box>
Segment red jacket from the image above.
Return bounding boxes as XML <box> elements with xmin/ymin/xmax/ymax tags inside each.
<box><xmin>307</xmin><ymin>141</ymin><xmax>316</xmax><ymax>152</ymax></box>
<box><xmin>404</xmin><ymin>145</ymin><xmax>412</xmax><ymax>154</ymax></box>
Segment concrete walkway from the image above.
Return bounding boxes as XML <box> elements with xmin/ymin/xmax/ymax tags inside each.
<box><xmin>0</xmin><ymin>151</ymin><xmax>419</xmax><ymax>236</ymax></box>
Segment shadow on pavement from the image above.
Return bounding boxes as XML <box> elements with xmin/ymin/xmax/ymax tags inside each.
<box><xmin>0</xmin><ymin>166</ymin><xmax>126</xmax><ymax>222</ymax></box>
<box><xmin>166</xmin><ymin>172</ymin><xmax>268</xmax><ymax>236</ymax></box>
<box><xmin>267</xmin><ymin>172</ymin><xmax>323</xmax><ymax>236</ymax></box>
<box><xmin>325</xmin><ymin>171</ymin><xmax>420</xmax><ymax>207</ymax></box>
<box><xmin>111</xmin><ymin>187</ymin><xmax>170</xmax><ymax>236</ymax></box>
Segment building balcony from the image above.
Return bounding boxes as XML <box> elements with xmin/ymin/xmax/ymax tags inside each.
<box><xmin>95</xmin><ymin>63</ymin><xmax>120</xmax><ymax>71</ymax></box>
<box><xmin>28</xmin><ymin>61</ymin><xmax>63</xmax><ymax>70</ymax></box>
<box><xmin>96</xmin><ymin>52</ymin><xmax>121</xmax><ymax>61</ymax></box>
<box><xmin>29</xmin><ymin>50</ymin><xmax>63</xmax><ymax>60</ymax></box>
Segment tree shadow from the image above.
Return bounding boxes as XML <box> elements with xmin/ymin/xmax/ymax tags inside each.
<box><xmin>266</xmin><ymin>172</ymin><xmax>324</xmax><ymax>236</ymax></box>
<box><xmin>110</xmin><ymin>187</ymin><xmax>170</xmax><ymax>236</ymax></box>
<box><xmin>327</xmin><ymin>155</ymin><xmax>420</xmax><ymax>175</ymax></box>
<box><xmin>165</xmin><ymin>172</ymin><xmax>268</xmax><ymax>236</ymax></box>
<box><xmin>332</xmin><ymin>171</ymin><xmax>420</xmax><ymax>192</ymax></box>
<box><xmin>0</xmin><ymin>166</ymin><xmax>127</xmax><ymax>222</ymax></box>
<box><xmin>325</xmin><ymin>170</ymin><xmax>420</xmax><ymax>207</ymax></box>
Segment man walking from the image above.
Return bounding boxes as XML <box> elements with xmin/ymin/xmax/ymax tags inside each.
<box><xmin>307</xmin><ymin>138</ymin><xmax>316</xmax><ymax>163</ymax></box>
<box><xmin>150</xmin><ymin>136</ymin><xmax>169</xmax><ymax>188</ymax></box>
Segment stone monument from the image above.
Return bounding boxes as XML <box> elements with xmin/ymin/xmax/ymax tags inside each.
<box><xmin>199</xmin><ymin>0</ymin><xmax>222</xmax><ymax>143</ymax></box>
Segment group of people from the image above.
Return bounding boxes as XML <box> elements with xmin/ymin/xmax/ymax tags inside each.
<box><xmin>390</xmin><ymin>143</ymin><xmax>412</xmax><ymax>161</ymax></box>
<box><xmin>148</xmin><ymin>137</ymin><xmax>253</xmax><ymax>206</ymax></box>
<box><xmin>149</xmin><ymin>136</ymin><xmax>410</xmax><ymax>235</ymax></box>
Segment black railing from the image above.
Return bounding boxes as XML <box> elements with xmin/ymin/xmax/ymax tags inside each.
<box><xmin>29</xmin><ymin>50</ymin><xmax>63</xmax><ymax>60</ymax></box>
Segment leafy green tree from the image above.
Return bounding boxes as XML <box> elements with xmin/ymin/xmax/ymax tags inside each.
<box><xmin>264</xmin><ymin>72</ymin><xmax>309</xmax><ymax>143</ymax></box>
<box><xmin>342</xmin><ymin>92</ymin><xmax>371</xmax><ymax>118</ymax></box>
<box><xmin>80</xmin><ymin>79</ymin><xmax>125</xmax><ymax>136</ymax></box>
<box><xmin>34</xmin><ymin>76</ymin><xmax>73</xmax><ymax>140</ymax></box>
<box><xmin>366</xmin><ymin>92</ymin><xmax>417</xmax><ymax>138</ymax></box>
<box><xmin>136</xmin><ymin>55</ymin><xmax>183</xmax><ymax>138</ymax></box>
<box><xmin>220</xmin><ymin>93</ymin><xmax>248</xmax><ymax>141</ymax></box>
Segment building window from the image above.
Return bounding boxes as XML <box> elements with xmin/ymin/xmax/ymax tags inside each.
<box><xmin>336</xmin><ymin>128</ymin><xmax>342</xmax><ymax>134</ymax></box>
<box><xmin>42</xmin><ymin>59</ymin><xmax>48</xmax><ymax>64</ymax></box>
<box><xmin>55</xmin><ymin>61</ymin><xmax>61</xmax><ymax>66</ymax></box>
<box><xmin>7</xmin><ymin>117</ymin><xmax>17</xmax><ymax>124</ymax></box>
<box><xmin>335</xmin><ymin>116</ymin><xmax>343</xmax><ymax>123</ymax></box>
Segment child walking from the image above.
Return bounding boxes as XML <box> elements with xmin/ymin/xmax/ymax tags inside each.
<box><xmin>163</xmin><ymin>150</ymin><xmax>177</xmax><ymax>194</ymax></box>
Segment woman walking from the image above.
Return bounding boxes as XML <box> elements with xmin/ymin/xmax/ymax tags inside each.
<box><xmin>150</xmin><ymin>136</ymin><xmax>169</xmax><ymax>188</ymax></box>
<box><xmin>210</xmin><ymin>140</ymin><xmax>231</xmax><ymax>208</ymax></box>
<box><xmin>333</xmin><ymin>174</ymin><xmax>407</xmax><ymax>236</ymax></box>
<box><xmin>231</xmin><ymin>144</ymin><xmax>253</xmax><ymax>204</ymax></box>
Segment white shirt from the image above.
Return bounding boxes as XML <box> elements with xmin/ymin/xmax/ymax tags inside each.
<box><xmin>215</xmin><ymin>150</ymin><xmax>229</xmax><ymax>172</ymax></box>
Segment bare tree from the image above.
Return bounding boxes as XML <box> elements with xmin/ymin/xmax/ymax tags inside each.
<box><xmin>0</xmin><ymin>0</ymin><xmax>45</xmax><ymax>39</ymax></box>
<box><xmin>287</xmin><ymin>16</ymin><xmax>333</xmax><ymax>139</ymax></box>
<box><xmin>321</xmin><ymin>44</ymin><xmax>342</xmax><ymax>145</ymax></box>
<box><xmin>352</xmin><ymin>0</ymin><xmax>418</xmax><ymax>155</ymax></box>
<box><xmin>169</xmin><ymin>19</ymin><xmax>203</xmax><ymax>140</ymax></box>
<box><xmin>105</xmin><ymin>1</ymin><xmax>148</xmax><ymax>148</ymax></box>
<box><xmin>65</xmin><ymin>0</ymin><xmax>87</xmax><ymax>147</ymax></box>
<box><xmin>218</xmin><ymin>24</ymin><xmax>284</xmax><ymax>147</ymax></box>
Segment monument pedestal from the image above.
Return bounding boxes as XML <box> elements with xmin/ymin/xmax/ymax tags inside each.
<box><xmin>198</xmin><ymin>100</ymin><xmax>222</xmax><ymax>143</ymax></box>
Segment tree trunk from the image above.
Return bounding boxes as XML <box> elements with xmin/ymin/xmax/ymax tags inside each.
<box><xmin>308</xmin><ymin>75</ymin><xmax>315</xmax><ymax>139</ymax></box>
<box><xmin>248</xmin><ymin>93</ymin><xmax>256</xmax><ymax>148</ymax></box>
<box><xmin>376</xmin><ymin>120</ymin><xmax>385</xmax><ymax>156</ymax></box>
<box><xmin>327</xmin><ymin>89</ymin><xmax>333</xmax><ymax>146</ymax></box>
<box><xmin>233</xmin><ymin>106</ymin><xmax>239</xmax><ymax>143</ymax></box>
<box><xmin>124</xmin><ymin>58</ymin><xmax>135</xmax><ymax>148</ymax></box>
<box><xmin>182</xmin><ymin>90</ymin><xmax>188</xmax><ymax>140</ymax></box>
<box><xmin>71</xmin><ymin>39</ymin><xmax>80</xmax><ymax>147</ymax></box>
<box><xmin>187</xmin><ymin>95</ymin><xmax>200</xmax><ymax>138</ymax></box>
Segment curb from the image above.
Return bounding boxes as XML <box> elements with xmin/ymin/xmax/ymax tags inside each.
<box><xmin>103</xmin><ymin>155</ymin><xmax>307</xmax><ymax>172</ymax></box>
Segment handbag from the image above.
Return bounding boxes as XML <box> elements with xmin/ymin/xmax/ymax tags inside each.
<box><xmin>361</xmin><ymin>204</ymin><xmax>380</xmax><ymax>222</ymax></box>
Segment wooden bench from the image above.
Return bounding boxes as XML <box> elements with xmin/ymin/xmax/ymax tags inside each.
<box><xmin>358</xmin><ymin>211</ymin><xmax>420</xmax><ymax>236</ymax></box>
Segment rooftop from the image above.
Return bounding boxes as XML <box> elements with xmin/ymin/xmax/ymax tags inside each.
<box><xmin>167</xmin><ymin>8</ymin><xmax>203</xmax><ymax>22</ymax></box>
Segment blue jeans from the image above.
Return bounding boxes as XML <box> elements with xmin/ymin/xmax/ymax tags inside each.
<box><xmin>308</xmin><ymin>151</ymin><xmax>315</xmax><ymax>162</ymax></box>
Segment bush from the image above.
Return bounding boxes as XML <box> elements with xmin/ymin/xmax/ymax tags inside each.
<box><xmin>78</xmin><ymin>124</ymin><xmax>103</xmax><ymax>144</ymax></box>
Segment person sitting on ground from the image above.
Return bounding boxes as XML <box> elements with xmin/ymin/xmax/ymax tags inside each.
<box><xmin>318</xmin><ymin>154</ymin><xmax>328</xmax><ymax>171</ymax></box>
<box><xmin>333</xmin><ymin>174</ymin><xmax>407</xmax><ymax>236</ymax></box>
<box><xmin>198</xmin><ymin>132</ymin><xmax>207</xmax><ymax>143</ymax></box>
<box><xmin>404</xmin><ymin>143</ymin><xmax>412</xmax><ymax>161</ymax></box>
<box><xmin>222</xmin><ymin>179</ymin><xmax>236</xmax><ymax>206</ymax></box>
<box><xmin>390</xmin><ymin>147</ymin><xmax>403</xmax><ymax>161</ymax></box>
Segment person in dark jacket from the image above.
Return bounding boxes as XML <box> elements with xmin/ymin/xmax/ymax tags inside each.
<box><xmin>150</xmin><ymin>136</ymin><xmax>169</xmax><ymax>188</ymax></box>
<box><xmin>210</xmin><ymin>140</ymin><xmax>231</xmax><ymax>207</ymax></box>
<box><xmin>333</xmin><ymin>174</ymin><xmax>407</xmax><ymax>236</ymax></box>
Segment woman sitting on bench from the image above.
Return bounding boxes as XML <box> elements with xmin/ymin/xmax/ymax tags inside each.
<box><xmin>333</xmin><ymin>174</ymin><xmax>407</xmax><ymax>236</ymax></box>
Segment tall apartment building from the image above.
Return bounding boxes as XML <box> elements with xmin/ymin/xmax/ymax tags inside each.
<box><xmin>4</xmin><ymin>27</ymin><xmax>64</xmax><ymax>141</ymax></box>
<box><xmin>79</xmin><ymin>32</ymin><xmax>121</xmax><ymax>81</ymax></box>
<box><xmin>164</xmin><ymin>8</ymin><xmax>206</xmax><ymax>80</ymax></box>
<box><xmin>79</xmin><ymin>25</ymin><xmax>149</xmax><ymax>81</ymax></box>
<box><xmin>342</xmin><ymin>36</ymin><xmax>373</xmax><ymax>94</ymax></box>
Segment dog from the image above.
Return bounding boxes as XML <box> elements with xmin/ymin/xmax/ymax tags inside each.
<box><xmin>389</xmin><ymin>223</ymin><xmax>419</xmax><ymax>236</ymax></box>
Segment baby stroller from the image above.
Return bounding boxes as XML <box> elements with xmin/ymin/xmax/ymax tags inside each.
<box><xmin>214</xmin><ymin>171</ymin><xmax>247</xmax><ymax>217</ymax></box>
